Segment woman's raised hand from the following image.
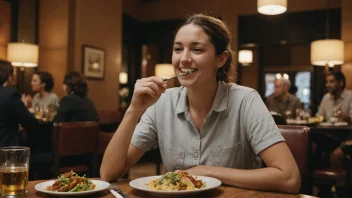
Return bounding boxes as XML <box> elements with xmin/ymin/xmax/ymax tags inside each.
<box><xmin>21</xmin><ymin>94</ymin><xmax>32</xmax><ymax>108</ymax></box>
<box><xmin>128</xmin><ymin>76</ymin><xmax>167</xmax><ymax>112</ymax></box>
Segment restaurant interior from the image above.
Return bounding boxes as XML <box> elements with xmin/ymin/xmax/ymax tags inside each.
<box><xmin>0</xmin><ymin>0</ymin><xmax>352</xmax><ymax>197</ymax></box>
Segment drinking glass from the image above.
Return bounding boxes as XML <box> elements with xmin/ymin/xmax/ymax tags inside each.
<box><xmin>0</xmin><ymin>147</ymin><xmax>30</xmax><ymax>197</ymax></box>
<box><xmin>34</xmin><ymin>105</ymin><xmax>43</xmax><ymax>119</ymax></box>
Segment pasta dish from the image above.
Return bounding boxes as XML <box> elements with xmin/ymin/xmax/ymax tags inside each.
<box><xmin>148</xmin><ymin>171</ymin><xmax>205</xmax><ymax>191</ymax></box>
<box><xmin>46</xmin><ymin>171</ymin><xmax>96</xmax><ymax>192</ymax></box>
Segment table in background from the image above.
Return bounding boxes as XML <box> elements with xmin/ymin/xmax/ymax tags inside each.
<box><xmin>310</xmin><ymin>125</ymin><xmax>352</xmax><ymax>150</ymax></box>
<box><xmin>27</xmin><ymin>179</ymin><xmax>316</xmax><ymax>198</ymax></box>
<box><xmin>310</xmin><ymin>124</ymin><xmax>352</xmax><ymax>135</ymax></box>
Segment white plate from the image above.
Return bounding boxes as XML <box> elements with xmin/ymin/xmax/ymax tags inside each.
<box><xmin>129</xmin><ymin>175</ymin><xmax>221</xmax><ymax>197</ymax></box>
<box><xmin>320</xmin><ymin>122</ymin><xmax>333</xmax><ymax>127</ymax></box>
<box><xmin>334</xmin><ymin>122</ymin><xmax>348</xmax><ymax>126</ymax></box>
<box><xmin>320</xmin><ymin>122</ymin><xmax>348</xmax><ymax>127</ymax></box>
<box><xmin>35</xmin><ymin>179</ymin><xmax>110</xmax><ymax>196</ymax></box>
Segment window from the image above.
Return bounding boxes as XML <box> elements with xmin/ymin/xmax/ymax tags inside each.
<box><xmin>295</xmin><ymin>72</ymin><xmax>311</xmax><ymax>104</ymax></box>
<box><xmin>265</xmin><ymin>73</ymin><xmax>276</xmax><ymax>97</ymax></box>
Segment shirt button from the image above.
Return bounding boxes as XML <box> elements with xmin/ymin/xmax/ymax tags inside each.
<box><xmin>193</xmin><ymin>153</ymin><xmax>199</xmax><ymax>158</ymax></box>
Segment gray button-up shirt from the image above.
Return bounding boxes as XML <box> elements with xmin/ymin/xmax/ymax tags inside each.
<box><xmin>32</xmin><ymin>92</ymin><xmax>59</xmax><ymax>108</ymax></box>
<box><xmin>131</xmin><ymin>82</ymin><xmax>285</xmax><ymax>172</ymax></box>
<box><xmin>316</xmin><ymin>89</ymin><xmax>352</xmax><ymax>120</ymax></box>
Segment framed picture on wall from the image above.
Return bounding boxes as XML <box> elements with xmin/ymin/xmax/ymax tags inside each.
<box><xmin>82</xmin><ymin>45</ymin><xmax>105</xmax><ymax>79</ymax></box>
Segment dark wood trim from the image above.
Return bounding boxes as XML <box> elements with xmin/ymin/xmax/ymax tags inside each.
<box><xmin>34</xmin><ymin>0</ymin><xmax>39</xmax><ymax>44</ymax></box>
<box><xmin>10</xmin><ymin>0</ymin><xmax>19</xmax><ymax>42</ymax></box>
<box><xmin>67</xmin><ymin>0</ymin><xmax>76</xmax><ymax>72</ymax></box>
<box><xmin>258</xmin><ymin>46</ymin><xmax>265</xmax><ymax>98</ymax></box>
<box><xmin>263</xmin><ymin>65</ymin><xmax>314</xmax><ymax>73</ymax></box>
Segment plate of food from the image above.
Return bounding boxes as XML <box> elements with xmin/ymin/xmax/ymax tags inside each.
<box><xmin>129</xmin><ymin>171</ymin><xmax>221</xmax><ymax>197</ymax></box>
<box><xmin>35</xmin><ymin>171</ymin><xmax>110</xmax><ymax>196</ymax></box>
<box><xmin>334</xmin><ymin>122</ymin><xmax>348</xmax><ymax>126</ymax></box>
<box><xmin>320</xmin><ymin>122</ymin><xmax>334</xmax><ymax>127</ymax></box>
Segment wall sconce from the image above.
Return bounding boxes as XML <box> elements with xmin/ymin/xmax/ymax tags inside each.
<box><xmin>238</xmin><ymin>50</ymin><xmax>253</xmax><ymax>66</ymax></box>
<box><xmin>258</xmin><ymin>0</ymin><xmax>287</xmax><ymax>15</ymax></box>
<box><xmin>7</xmin><ymin>42</ymin><xmax>39</xmax><ymax>92</ymax></box>
<box><xmin>155</xmin><ymin>63</ymin><xmax>175</xmax><ymax>77</ymax></box>
<box><xmin>119</xmin><ymin>72</ymin><xmax>128</xmax><ymax>84</ymax></box>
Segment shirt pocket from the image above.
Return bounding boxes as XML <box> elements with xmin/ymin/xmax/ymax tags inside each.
<box><xmin>211</xmin><ymin>143</ymin><xmax>241</xmax><ymax>167</ymax></box>
<box><xmin>161</xmin><ymin>146</ymin><xmax>185</xmax><ymax>172</ymax></box>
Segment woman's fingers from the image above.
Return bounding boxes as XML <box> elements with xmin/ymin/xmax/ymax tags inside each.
<box><xmin>135</xmin><ymin>77</ymin><xmax>167</xmax><ymax>97</ymax></box>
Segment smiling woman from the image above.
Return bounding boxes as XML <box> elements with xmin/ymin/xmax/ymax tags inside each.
<box><xmin>100</xmin><ymin>13</ymin><xmax>301</xmax><ymax>194</ymax></box>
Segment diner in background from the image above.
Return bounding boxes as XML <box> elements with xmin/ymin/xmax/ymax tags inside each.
<box><xmin>101</xmin><ymin>14</ymin><xmax>301</xmax><ymax>194</ymax></box>
<box><xmin>21</xmin><ymin>71</ymin><xmax>59</xmax><ymax>109</ymax></box>
<box><xmin>266</xmin><ymin>78</ymin><xmax>301</xmax><ymax>119</ymax></box>
<box><xmin>316</xmin><ymin>71</ymin><xmax>352</xmax><ymax>123</ymax></box>
<box><xmin>54</xmin><ymin>71</ymin><xmax>98</xmax><ymax>122</ymax></box>
<box><xmin>0</xmin><ymin>60</ymin><xmax>38</xmax><ymax>146</ymax></box>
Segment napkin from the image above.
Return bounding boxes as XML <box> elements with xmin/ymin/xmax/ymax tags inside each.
<box><xmin>110</xmin><ymin>189</ymin><xmax>123</xmax><ymax>198</ymax></box>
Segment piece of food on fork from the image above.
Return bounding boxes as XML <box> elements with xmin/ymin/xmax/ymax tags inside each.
<box><xmin>163</xmin><ymin>69</ymin><xmax>198</xmax><ymax>81</ymax></box>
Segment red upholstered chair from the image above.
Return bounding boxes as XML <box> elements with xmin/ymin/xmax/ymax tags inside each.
<box><xmin>51</xmin><ymin>121</ymin><xmax>100</xmax><ymax>177</ymax></box>
<box><xmin>312</xmin><ymin>144</ymin><xmax>352</xmax><ymax>197</ymax></box>
<box><xmin>97</xmin><ymin>131</ymin><xmax>119</xmax><ymax>177</ymax></box>
<box><xmin>278</xmin><ymin>125</ymin><xmax>312</xmax><ymax>195</ymax></box>
<box><xmin>99</xmin><ymin>132</ymin><xmax>114</xmax><ymax>154</ymax></box>
<box><xmin>97</xmin><ymin>109</ymin><xmax>122</xmax><ymax>132</ymax></box>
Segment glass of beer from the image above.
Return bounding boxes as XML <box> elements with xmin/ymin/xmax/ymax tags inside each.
<box><xmin>0</xmin><ymin>147</ymin><xmax>30</xmax><ymax>197</ymax></box>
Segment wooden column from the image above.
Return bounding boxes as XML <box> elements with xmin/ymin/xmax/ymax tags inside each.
<box><xmin>341</xmin><ymin>0</ymin><xmax>352</xmax><ymax>89</ymax></box>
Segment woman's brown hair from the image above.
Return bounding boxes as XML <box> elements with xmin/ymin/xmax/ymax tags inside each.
<box><xmin>176</xmin><ymin>14</ymin><xmax>236</xmax><ymax>83</ymax></box>
<box><xmin>63</xmin><ymin>72</ymin><xmax>88</xmax><ymax>97</ymax></box>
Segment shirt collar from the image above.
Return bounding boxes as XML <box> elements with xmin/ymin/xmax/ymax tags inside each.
<box><xmin>175</xmin><ymin>81</ymin><xmax>229</xmax><ymax>114</ymax></box>
<box><xmin>329</xmin><ymin>89</ymin><xmax>347</xmax><ymax>101</ymax></box>
<box><xmin>341</xmin><ymin>89</ymin><xmax>347</xmax><ymax>99</ymax></box>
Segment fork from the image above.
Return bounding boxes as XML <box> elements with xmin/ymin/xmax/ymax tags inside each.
<box><xmin>163</xmin><ymin>69</ymin><xmax>198</xmax><ymax>81</ymax></box>
<box><xmin>109</xmin><ymin>184</ymin><xmax>130</xmax><ymax>198</ymax></box>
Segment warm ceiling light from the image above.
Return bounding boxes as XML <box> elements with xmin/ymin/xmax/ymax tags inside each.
<box><xmin>7</xmin><ymin>42</ymin><xmax>39</xmax><ymax>67</ymax></box>
<box><xmin>310</xmin><ymin>0</ymin><xmax>344</xmax><ymax>72</ymax></box>
<box><xmin>276</xmin><ymin>73</ymin><xmax>282</xmax><ymax>79</ymax></box>
<box><xmin>311</xmin><ymin>39</ymin><xmax>344</xmax><ymax>67</ymax></box>
<box><xmin>258</xmin><ymin>0</ymin><xmax>287</xmax><ymax>15</ymax></box>
<box><xmin>155</xmin><ymin>63</ymin><xmax>175</xmax><ymax>77</ymax></box>
<box><xmin>238</xmin><ymin>50</ymin><xmax>253</xmax><ymax>66</ymax></box>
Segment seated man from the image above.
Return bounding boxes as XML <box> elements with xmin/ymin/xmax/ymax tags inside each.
<box><xmin>316</xmin><ymin>71</ymin><xmax>352</xmax><ymax>123</ymax></box>
<box><xmin>266</xmin><ymin>78</ymin><xmax>301</xmax><ymax>119</ymax></box>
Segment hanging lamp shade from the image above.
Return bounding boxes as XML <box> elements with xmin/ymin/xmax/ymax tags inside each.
<box><xmin>311</xmin><ymin>39</ymin><xmax>344</xmax><ymax>66</ymax></box>
<box><xmin>238</xmin><ymin>50</ymin><xmax>253</xmax><ymax>66</ymax></box>
<box><xmin>257</xmin><ymin>0</ymin><xmax>287</xmax><ymax>15</ymax></box>
<box><xmin>7</xmin><ymin>42</ymin><xmax>39</xmax><ymax>67</ymax></box>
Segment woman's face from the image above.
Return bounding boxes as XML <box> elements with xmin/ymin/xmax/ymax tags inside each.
<box><xmin>172</xmin><ymin>24</ymin><xmax>225</xmax><ymax>88</ymax></box>
<box><xmin>31</xmin><ymin>74</ymin><xmax>44</xmax><ymax>92</ymax></box>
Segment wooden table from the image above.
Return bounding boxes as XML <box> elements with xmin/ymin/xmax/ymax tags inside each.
<box><xmin>26</xmin><ymin>179</ymin><xmax>317</xmax><ymax>198</ymax></box>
